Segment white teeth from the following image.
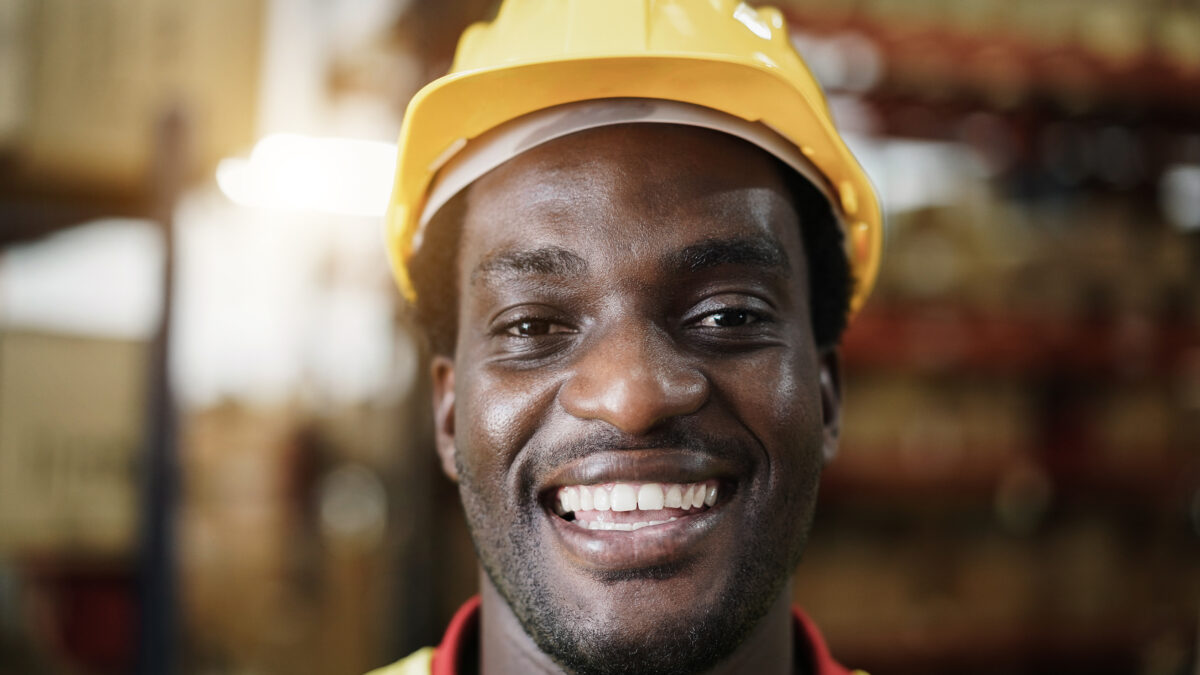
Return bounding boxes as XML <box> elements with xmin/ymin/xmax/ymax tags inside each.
<box><xmin>592</xmin><ymin>487</ymin><xmax>610</xmax><ymax>511</ymax></box>
<box><xmin>637</xmin><ymin>483</ymin><xmax>664</xmax><ymax>511</ymax></box>
<box><xmin>665</xmin><ymin>484</ymin><xmax>683</xmax><ymax>508</ymax></box>
<box><xmin>610</xmin><ymin>484</ymin><xmax>637</xmax><ymax>511</ymax></box>
<box><xmin>582</xmin><ymin>517</ymin><xmax>679</xmax><ymax>531</ymax></box>
<box><xmin>556</xmin><ymin>481</ymin><xmax>721</xmax><ymax>515</ymax></box>
<box><xmin>561</xmin><ymin>486</ymin><xmax>579</xmax><ymax>513</ymax></box>
<box><xmin>630</xmin><ymin>518</ymin><xmax>675</xmax><ymax>530</ymax></box>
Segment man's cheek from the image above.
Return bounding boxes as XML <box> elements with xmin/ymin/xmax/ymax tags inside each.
<box><xmin>726</xmin><ymin>357</ymin><xmax>819</xmax><ymax>429</ymax></box>
<box><xmin>461</xmin><ymin>372</ymin><xmax>554</xmax><ymax>467</ymax></box>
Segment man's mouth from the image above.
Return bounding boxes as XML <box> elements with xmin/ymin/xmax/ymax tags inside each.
<box><xmin>533</xmin><ymin>449</ymin><xmax>745</xmax><ymax>570</ymax></box>
<box><xmin>552</xmin><ymin>480</ymin><xmax>719</xmax><ymax>531</ymax></box>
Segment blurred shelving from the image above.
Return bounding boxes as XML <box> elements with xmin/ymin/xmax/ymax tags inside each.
<box><xmin>800</xmin><ymin>214</ymin><xmax>1198</xmax><ymax>675</ymax></box>
<box><xmin>783</xmin><ymin>6</ymin><xmax>1200</xmax><ymax>670</ymax></box>
<box><xmin>841</xmin><ymin>307</ymin><xmax>1200</xmax><ymax>377</ymax></box>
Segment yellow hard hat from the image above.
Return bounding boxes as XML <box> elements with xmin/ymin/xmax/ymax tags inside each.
<box><xmin>386</xmin><ymin>0</ymin><xmax>883</xmax><ymax>315</ymax></box>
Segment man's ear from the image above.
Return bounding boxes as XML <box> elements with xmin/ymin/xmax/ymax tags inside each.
<box><xmin>431</xmin><ymin>354</ymin><xmax>459</xmax><ymax>482</ymax></box>
<box><xmin>819</xmin><ymin>349</ymin><xmax>842</xmax><ymax>466</ymax></box>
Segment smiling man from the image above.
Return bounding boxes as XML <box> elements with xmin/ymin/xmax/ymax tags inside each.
<box><xmin>372</xmin><ymin>1</ymin><xmax>882</xmax><ymax>674</ymax></box>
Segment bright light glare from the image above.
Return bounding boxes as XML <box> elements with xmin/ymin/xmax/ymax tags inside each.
<box><xmin>843</xmin><ymin>134</ymin><xmax>982</xmax><ymax>217</ymax></box>
<box><xmin>733</xmin><ymin>3</ymin><xmax>773</xmax><ymax>40</ymax></box>
<box><xmin>0</xmin><ymin>220</ymin><xmax>163</xmax><ymax>339</ymax></box>
<box><xmin>1161</xmin><ymin>164</ymin><xmax>1200</xmax><ymax>232</ymax></box>
<box><xmin>216</xmin><ymin>134</ymin><xmax>397</xmax><ymax>217</ymax></box>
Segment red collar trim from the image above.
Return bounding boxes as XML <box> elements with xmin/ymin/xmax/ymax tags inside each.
<box><xmin>431</xmin><ymin>595</ymin><xmax>480</xmax><ymax>675</ymax></box>
<box><xmin>432</xmin><ymin>596</ymin><xmax>851</xmax><ymax>675</ymax></box>
<box><xmin>793</xmin><ymin>606</ymin><xmax>854</xmax><ymax>675</ymax></box>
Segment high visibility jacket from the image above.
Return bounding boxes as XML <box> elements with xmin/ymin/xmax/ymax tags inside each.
<box><xmin>366</xmin><ymin>596</ymin><xmax>867</xmax><ymax>675</ymax></box>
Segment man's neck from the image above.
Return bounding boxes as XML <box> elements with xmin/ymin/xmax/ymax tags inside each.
<box><xmin>476</xmin><ymin>572</ymin><xmax>799</xmax><ymax>675</ymax></box>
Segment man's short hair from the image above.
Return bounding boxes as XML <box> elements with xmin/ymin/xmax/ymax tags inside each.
<box><xmin>408</xmin><ymin>152</ymin><xmax>854</xmax><ymax>355</ymax></box>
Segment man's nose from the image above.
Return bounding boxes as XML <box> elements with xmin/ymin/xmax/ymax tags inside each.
<box><xmin>559</xmin><ymin>324</ymin><xmax>708</xmax><ymax>435</ymax></box>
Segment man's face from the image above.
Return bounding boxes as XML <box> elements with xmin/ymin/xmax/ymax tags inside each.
<box><xmin>431</xmin><ymin>124</ymin><xmax>839</xmax><ymax>675</ymax></box>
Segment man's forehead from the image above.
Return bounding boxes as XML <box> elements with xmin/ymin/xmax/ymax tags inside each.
<box><xmin>454</xmin><ymin>124</ymin><xmax>805</xmax><ymax>283</ymax></box>
<box><xmin>470</xmin><ymin>126</ymin><xmax>794</xmax><ymax>225</ymax></box>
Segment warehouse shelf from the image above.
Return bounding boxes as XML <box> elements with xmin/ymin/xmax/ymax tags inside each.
<box><xmin>840</xmin><ymin>306</ymin><xmax>1200</xmax><ymax>376</ymax></box>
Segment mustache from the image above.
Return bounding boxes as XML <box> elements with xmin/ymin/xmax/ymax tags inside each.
<box><xmin>523</xmin><ymin>422</ymin><xmax>756</xmax><ymax>484</ymax></box>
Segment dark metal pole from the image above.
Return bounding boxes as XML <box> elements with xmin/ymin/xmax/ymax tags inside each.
<box><xmin>137</xmin><ymin>106</ymin><xmax>187</xmax><ymax>675</ymax></box>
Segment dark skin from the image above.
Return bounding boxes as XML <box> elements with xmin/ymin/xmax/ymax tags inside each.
<box><xmin>430</xmin><ymin>124</ymin><xmax>842</xmax><ymax>675</ymax></box>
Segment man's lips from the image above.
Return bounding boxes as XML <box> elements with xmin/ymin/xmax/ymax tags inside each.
<box><xmin>545</xmin><ymin>488</ymin><xmax>731</xmax><ymax>571</ymax></box>
<box><xmin>535</xmin><ymin>450</ymin><xmax>743</xmax><ymax>570</ymax></box>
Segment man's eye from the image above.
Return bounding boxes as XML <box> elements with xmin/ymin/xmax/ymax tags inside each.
<box><xmin>505</xmin><ymin>319</ymin><xmax>566</xmax><ymax>337</ymax></box>
<box><xmin>697</xmin><ymin>310</ymin><xmax>758</xmax><ymax>328</ymax></box>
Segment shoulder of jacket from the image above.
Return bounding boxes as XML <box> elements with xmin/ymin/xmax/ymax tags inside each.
<box><xmin>363</xmin><ymin>647</ymin><xmax>436</xmax><ymax>675</ymax></box>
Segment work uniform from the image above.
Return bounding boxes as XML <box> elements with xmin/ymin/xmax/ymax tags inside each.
<box><xmin>367</xmin><ymin>596</ymin><xmax>868</xmax><ymax>675</ymax></box>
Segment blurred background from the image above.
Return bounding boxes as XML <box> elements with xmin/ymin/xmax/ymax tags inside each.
<box><xmin>0</xmin><ymin>0</ymin><xmax>1198</xmax><ymax>673</ymax></box>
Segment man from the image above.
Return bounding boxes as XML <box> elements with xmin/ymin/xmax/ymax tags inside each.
<box><xmin>372</xmin><ymin>1</ymin><xmax>882</xmax><ymax>673</ymax></box>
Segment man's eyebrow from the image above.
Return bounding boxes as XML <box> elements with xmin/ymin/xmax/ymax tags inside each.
<box><xmin>662</xmin><ymin>235</ymin><xmax>791</xmax><ymax>277</ymax></box>
<box><xmin>472</xmin><ymin>245</ymin><xmax>588</xmax><ymax>285</ymax></box>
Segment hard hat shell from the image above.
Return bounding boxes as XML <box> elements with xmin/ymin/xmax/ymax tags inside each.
<box><xmin>386</xmin><ymin>0</ymin><xmax>883</xmax><ymax>315</ymax></box>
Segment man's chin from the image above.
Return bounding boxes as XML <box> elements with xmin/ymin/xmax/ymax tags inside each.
<box><xmin>482</xmin><ymin>550</ymin><xmax>790</xmax><ymax>675</ymax></box>
<box><xmin>508</xmin><ymin>587</ymin><xmax>765</xmax><ymax>675</ymax></box>
<box><xmin>537</xmin><ymin>616</ymin><xmax>752</xmax><ymax>675</ymax></box>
